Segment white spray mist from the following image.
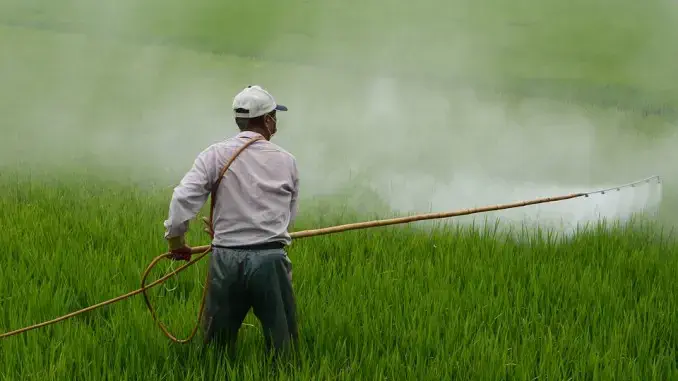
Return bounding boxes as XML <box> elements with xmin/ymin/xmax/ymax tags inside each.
<box><xmin>0</xmin><ymin>0</ymin><xmax>676</xmax><ymax>236</ymax></box>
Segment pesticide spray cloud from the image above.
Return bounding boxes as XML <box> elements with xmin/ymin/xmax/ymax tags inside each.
<box><xmin>0</xmin><ymin>0</ymin><xmax>676</xmax><ymax>235</ymax></box>
<box><xmin>264</xmin><ymin>0</ymin><xmax>677</xmax><ymax>234</ymax></box>
<box><xmin>326</xmin><ymin>75</ymin><xmax>669</xmax><ymax>236</ymax></box>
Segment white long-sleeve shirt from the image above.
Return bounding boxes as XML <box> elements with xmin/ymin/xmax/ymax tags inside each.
<box><xmin>163</xmin><ymin>130</ymin><xmax>299</xmax><ymax>247</ymax></box>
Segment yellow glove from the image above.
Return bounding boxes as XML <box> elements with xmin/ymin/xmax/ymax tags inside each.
<box><xmin>167</xmin><ymin>235</ymin><xmax>192</xmax><ymax>261</ymax></box>
<box><xmin>167</xmin><ymin>235</ymin><xmax>186</xmax><ymax>251</ymax></box>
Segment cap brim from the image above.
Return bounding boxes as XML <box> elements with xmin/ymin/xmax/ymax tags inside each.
<box><xmin>275</xmin><ymin>104</ymin><xmax>288</xmax><ymax>111</ymax></box>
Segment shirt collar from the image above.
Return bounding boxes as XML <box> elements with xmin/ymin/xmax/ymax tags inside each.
<box><xmin>236</xmin><ymin>130</ymin><xmax>266</xmax><ymax>140</ymax></box>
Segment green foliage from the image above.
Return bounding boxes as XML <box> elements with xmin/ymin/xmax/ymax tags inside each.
<box><xmin>1</xmin><ymin>170</ymin><xmax>678</xmax><ymax>380</ymax></box>
<box><xmin>2</xmin><ymin>0</ymin><xmax>678</xmax><ymax>379</ymax></box>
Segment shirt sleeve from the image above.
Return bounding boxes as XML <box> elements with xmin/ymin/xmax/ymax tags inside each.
<box><xmin>288</xmin><ymin>158</ymin><xmax>300</xmax><ymax>229</ymax></box>
<box><xmin>163</xmin><ymin>147</ymin><xmax>217</xmax><ymax>241</ymax></box>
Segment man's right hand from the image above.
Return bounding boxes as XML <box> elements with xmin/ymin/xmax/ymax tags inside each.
<box><xmin>169</xmin><ymin>245</ymin><xmax>193</xmax><ymax>262</ymax></box>
<box><xmin>167</xmin><ymin>235</ymin><xmax>193</xmax><ymax>261</ymax></box>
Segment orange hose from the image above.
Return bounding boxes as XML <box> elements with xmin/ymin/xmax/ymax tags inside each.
<box><xmin>0</xmin><ymin>136</ymin><xmax>590</xmax><ymax>341</ymax></box>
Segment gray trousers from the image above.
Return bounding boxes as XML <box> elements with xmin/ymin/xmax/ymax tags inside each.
<box><xmin>201</xmin><ymin>246</ymin><xmax>298</xmax><ymax>354</ymax></box>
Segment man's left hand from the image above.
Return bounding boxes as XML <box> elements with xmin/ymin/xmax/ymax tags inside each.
<box><xmin>201</xmin><ymin>216</ymin><xmax>214</xmax><ymax>237</ymax></box>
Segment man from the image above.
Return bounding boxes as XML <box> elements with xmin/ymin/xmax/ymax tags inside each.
<box><xmin>162</xmin><ymin>85</ymin><xmax>300</xmax><ymax>356</ymax></box>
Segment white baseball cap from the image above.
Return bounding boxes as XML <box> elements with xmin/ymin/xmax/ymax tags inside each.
<box><xmin>232</xmin><ymin>85</ymin><xmax>288</xmax><ymax>118</ymax></box>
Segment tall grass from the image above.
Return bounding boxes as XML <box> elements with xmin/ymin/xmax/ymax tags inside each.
<box><xmin>1</xmin><ymin>169</ymin><xmax>677</xmax><ymax>380</ymax></box>
<box><xmin>2</xmin><ymin>0</ymin><xmax>678</xmax><ymax>379</ymax></box>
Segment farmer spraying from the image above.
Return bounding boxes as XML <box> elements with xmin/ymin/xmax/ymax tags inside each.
<box><xmin>162</xmin><ymin>85</ymin><xmax>300</xmax><ymax>355</ymax></box>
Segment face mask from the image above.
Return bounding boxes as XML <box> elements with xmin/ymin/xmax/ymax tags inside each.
<box><xmin>265</xmin><ymin>114</ymin><xmax>277</xmax><ymax>137</ymax></box>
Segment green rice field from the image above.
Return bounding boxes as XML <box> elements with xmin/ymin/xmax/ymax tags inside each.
<box><xmin>1</xmin><ymin>0</ymin><xmax>678</xmax><ymax>379</ymax></box>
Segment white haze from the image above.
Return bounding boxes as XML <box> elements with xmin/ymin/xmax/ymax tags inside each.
<box><xmin>0</xmin><ymin>0</ymin><xmax>676</xmax><ymax>236</ymax></box>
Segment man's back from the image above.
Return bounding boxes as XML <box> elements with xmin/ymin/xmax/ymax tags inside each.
<box><xmin>204</xmin><ymin>131</ymin><xmax>299</xmax><ymax>248</ymax></box>
<box><xmin>163</xmin><ymin>85</ymin><xmax>299</xmax><ymax>355</ymax></box>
